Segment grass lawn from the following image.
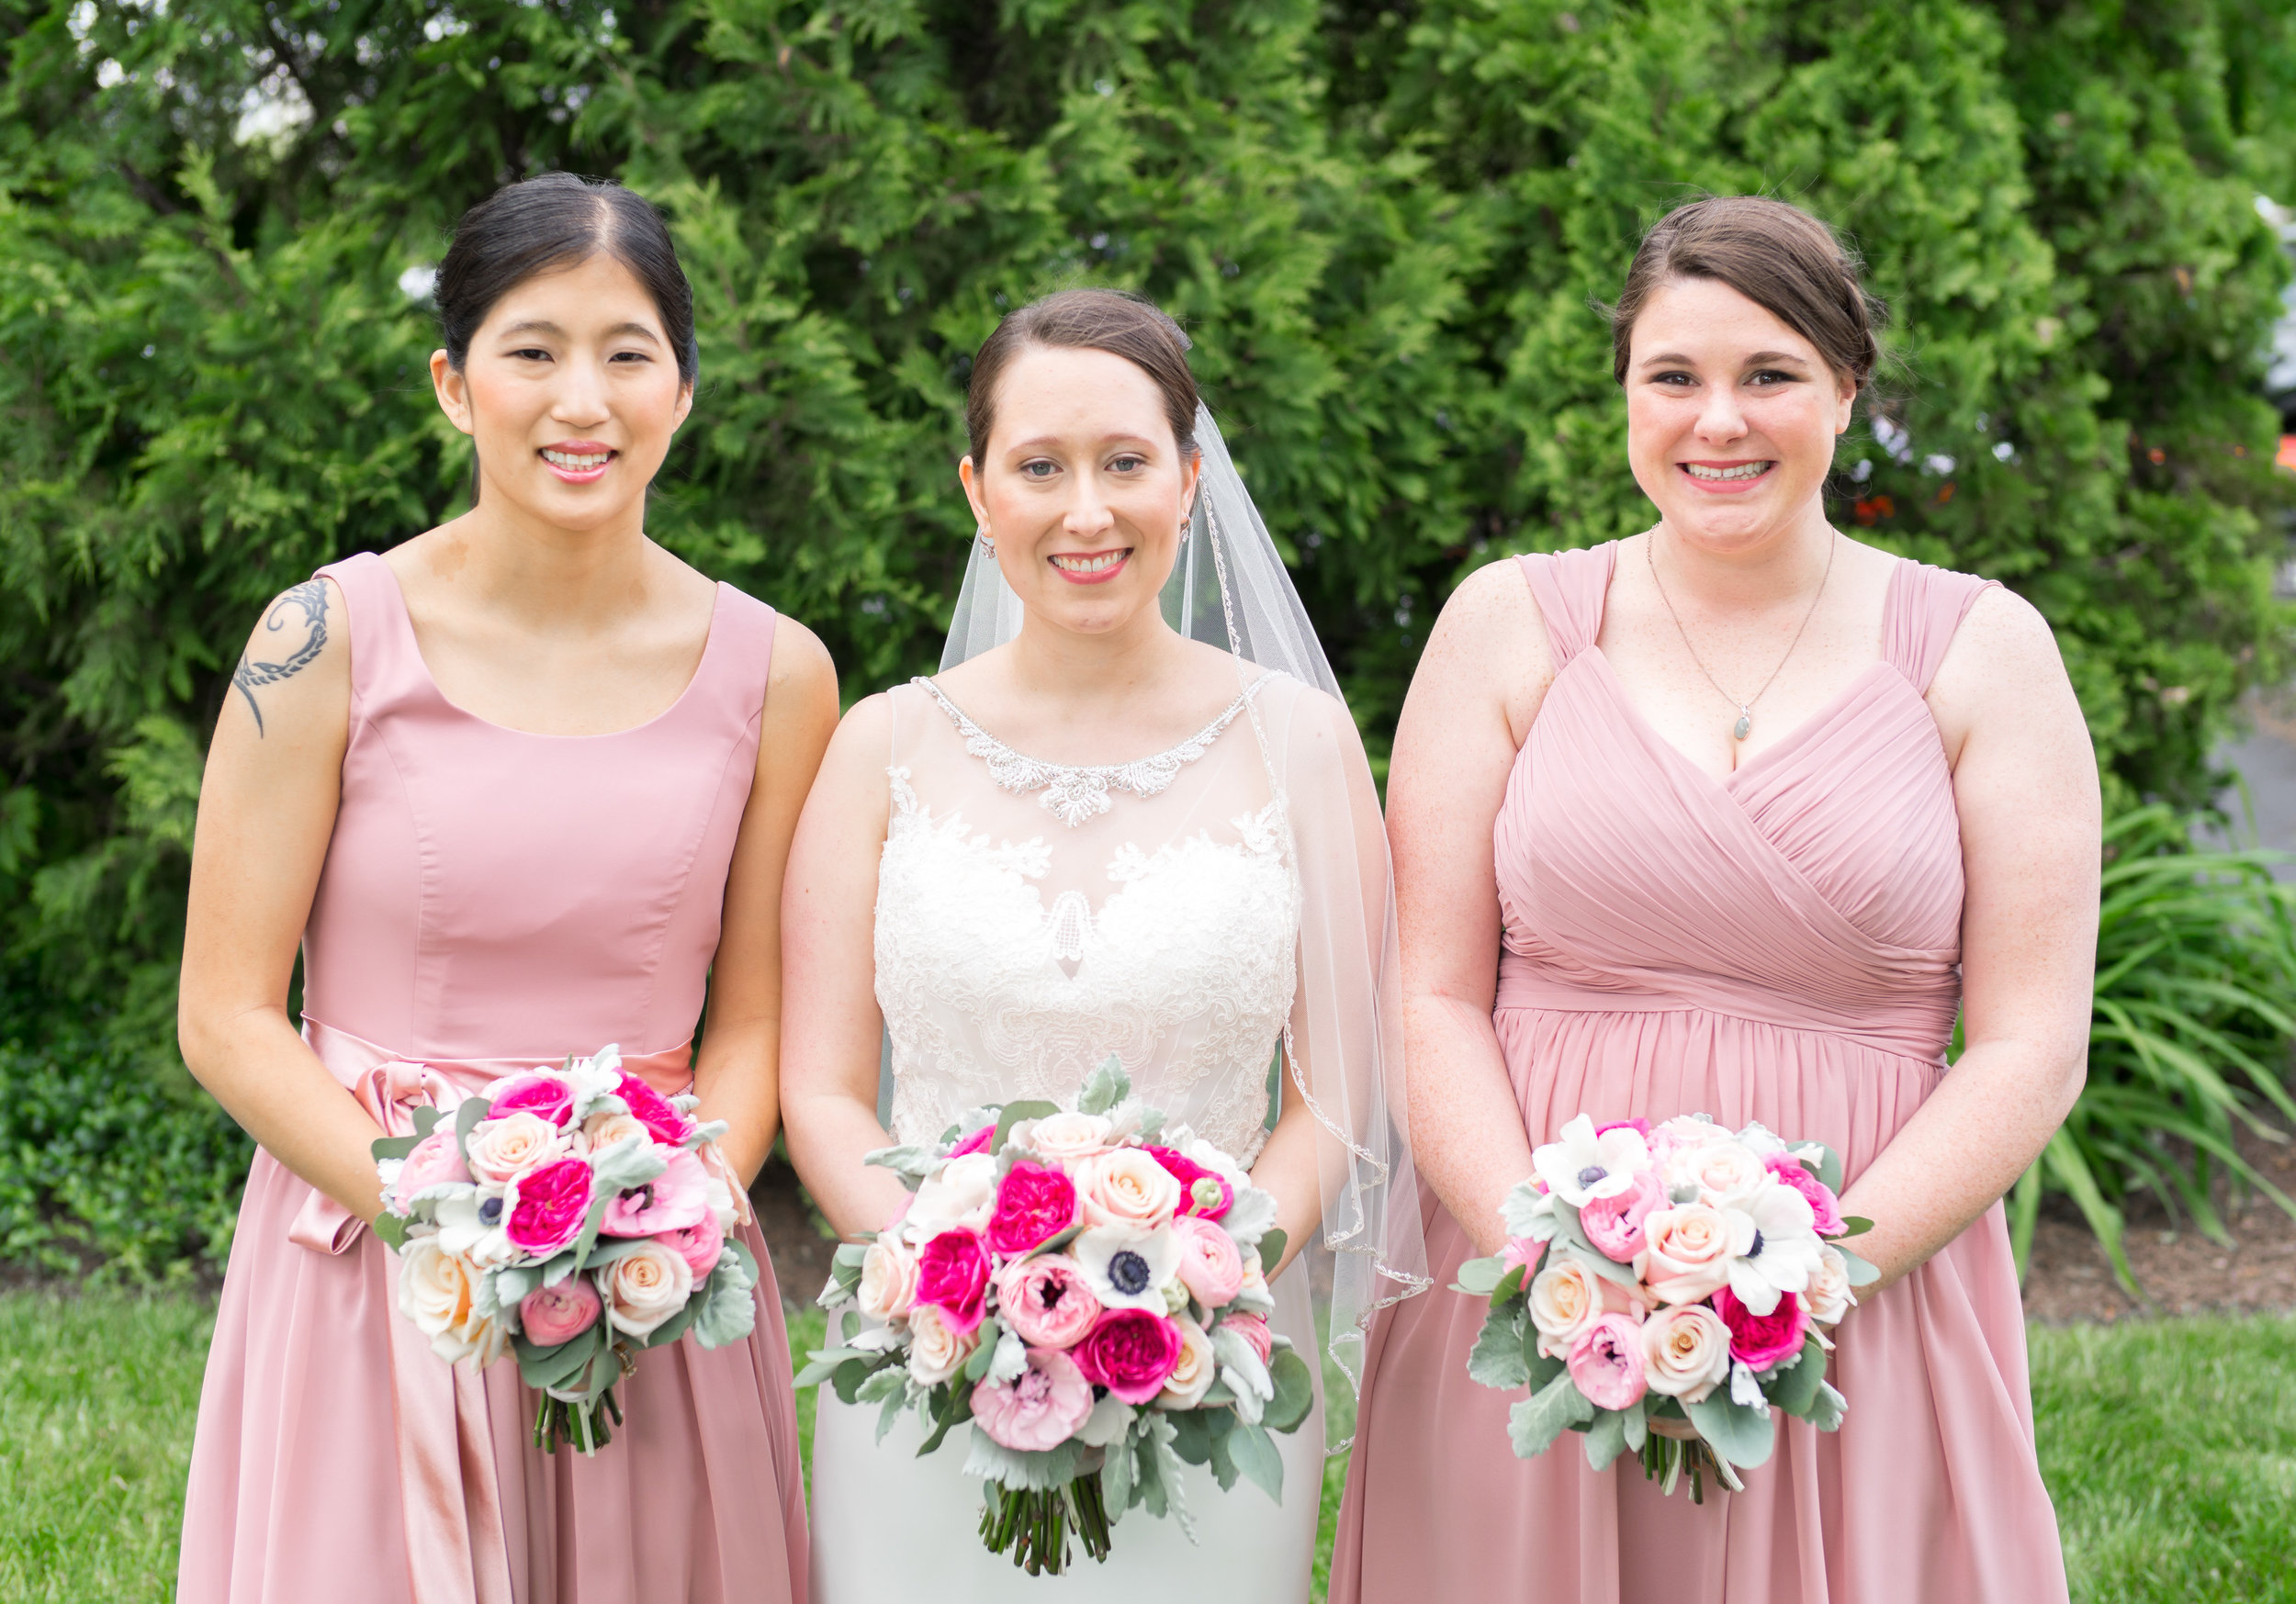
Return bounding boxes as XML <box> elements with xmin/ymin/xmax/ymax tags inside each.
<box><xmin>4</xmin><ymin>1295</ymin><xmax>2290</xmax><ymax>1602</ymax></box>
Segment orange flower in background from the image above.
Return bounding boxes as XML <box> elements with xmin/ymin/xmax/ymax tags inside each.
<box><xmin>2279</xmin><ymin>435</ymin><xmax>2296</xmax><ymax>473</ymax></box>
<box><xmin>1852</xmin><ymin>494</ymin><xmax>1895</xmax><ymax>526</ymax></box>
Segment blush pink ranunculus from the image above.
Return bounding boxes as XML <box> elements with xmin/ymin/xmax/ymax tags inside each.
<box><xmin>1170</xmin><ymin>1215</ymin><xmax>1245</xmax><ymax>1308</ymax></box>
<box><xmin>486</xmin><ymin>1072</ymin><xmax>575</xmax><ymax>1128</ymax></box>
<box><xmin>390</xmin><ymin>1127</ymin><xmax>473</xmax><ymax>1212</ymax></box>
<box><xmin>1567</xmin><ymin>1313</ymin><xmax>1649</xmax><ymax>1411</ymax></box>
<box><xmin>985</xmin><ymin>1162</ymin><xmax>1080</xmax><ymax>1257</ymax></box>
<box><xmin>1143</xmin><ymin>1145</ymin><xmax>1232</xmax><ymax>1220</ymax></box>
<box><xmin>601</xmin><ymin>1148</ymin><xmax>711</xmax><ymax>1237</ymax></box>
<box><xmin>1714</xmin><ymin>1284</ymin><xmax>1811</xmax><ymax>1371</ymax></box>
<box><xmin>1580</xmin><ymin>1167</ymin><xmax>1665</xmax><ymax>1264</ymax></box>
<box><xmin>1219</xmin><ymin>1311</ymin><xmax>1274</xmax><ymax>1365</ymax></box>
<box><xmin>916</xmin><ymin>1229</ymin><xmax>991</xmax><ymax>1332</ymax></box>
<box><xmin>1497</xmin><ymin>1236</ymin><xmax>1547</xmax><ymax>1280</ymax></box>
<box><xmin>518</xmin><ymin>1276</ymin><xmax>602</xmax><ymax>1345</ymax></box>
<box><xmin>654</xmin><ymin>1209</ymin><xmax>726</xmax><ymax>1280</ymax></box>
<box><xmin>502</xmin><ymin>1158</ymin><xmax>595</xmax><ymax>1257</ymax></box>
<box><xmin>972</xmin><ymin>1347</ymin><xmax>1096</xmax><ymax>1452</ymax></box>
<box><xmin>1074</xmin><ymin>1307</ymin><xmax>1185</xmax><ymax>1405</ymax></box>
<box><xmin>614</xmin><ymin>1071</ymin><xmax>694</xmax><ymax>1147</ymax></box>
<box><xmin>1764</xmin><ymin>1152</ymin><xmax>1847</xmax><ymax>1237</ymax></box>
<box><xmin>996</xmin><ymin>1254</ymin><xmax>1100</xmax><ymax>1349</ymax></box>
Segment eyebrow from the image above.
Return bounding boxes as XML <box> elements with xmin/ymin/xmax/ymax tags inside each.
<box><xmin>1637</xmin><ymin>349</ymin><xmax>1812</xmax><ymax>370</ymax></box>
<box><xmin>498</xmin><ymin>319</ymin><xmax>662</xmax><ymax>344</ymax></box>
<box><xmin>1005</xmin><ymin>434</ymin><xmax>1160</xmax><ymax>454</ymax></box>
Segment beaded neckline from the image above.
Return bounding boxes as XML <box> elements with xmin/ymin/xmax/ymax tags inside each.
<box><xmin>910</xmin><ymin>674</ymin><xmax>1276</xmax><ymax>827</ymax></box>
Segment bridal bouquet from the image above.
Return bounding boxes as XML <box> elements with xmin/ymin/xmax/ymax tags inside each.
<box><xmin>1457</xmin><ymin>1114</ymin><xmax>1878</xmax><ymax>1500</ymax></box>
<box><xmin>370</xmin><ymin>1046</ymin><xmax>760</xmax><ymax>1453</ymax></box>
<box><xmin>803</xmin><ymin>1058</ymin><xmax>1315</xmax><ymax>1576</ymax></box>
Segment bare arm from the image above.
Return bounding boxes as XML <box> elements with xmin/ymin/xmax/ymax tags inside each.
<box><xmin>178</xmin><ymin>579</ymin><xmax>391</xmax><ymax>1223</ymax></box>
<box><xmin>1836</xmin><ymin>589</ymin><xmax>2100</xmax><ymax>1290</ymax></box>
<box><xmin>779</xmin><ymin>694</ymin><xmax>909</xmax><ymax>1239</ymax></box>
<box><xmin>692</xmin><ymin>619</ymin><xmax>840</xmax><ymax>1185</ymax></box>
<box><xmin>1390</xmin><ymin>560</ymin><xmax>1558</xmax><ymax>1257</ymax></box>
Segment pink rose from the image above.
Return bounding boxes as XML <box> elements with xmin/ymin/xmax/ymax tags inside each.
<box><xmin>950</xmin><ymin>1123</ymin><xmax>996</xmax><ymax>1158</ymax></box>
<box><xmin>466</xmin><ymin>1112</ymin><xmax>568</xmax><ymax>1186</ymax></box>
<box><xmin>1580</xmin><ymin>1169</ymin><xmax>1664</xmax><ymax>1264</ymax></box>
<box><xmin>1714</xmin><ymin>1284</ymin><xmax>1810</xmax><ymax>1371</ymax></box>
<box><xmin>486</xmin><ymin>1072</ymin><xmax>574</xmax><ymax>1128</ymax></box>
<box><xmin>1143</xmin><ymin>1145</ymin><xmax>1232</xmax><ymax>1220</ymax></box>
<box><xmin>599</xmin><ymin>1239</ymin><xmax>693</xmax><ymax>1339</ymax></box>
<box><xmin>614</xmin><ymin>1071</ymin><xmax>694</xmax><ymax>1147</ymax></box>
<box><xmin>1566</xmin><ymin>1313</ymin><xmax>1649</xmax><ymax>1411</ymax></box>
<box><xmin>518</xmin><ymin>1276</ymin><xmax>602</xmax><ymax>1345</ymax></box>
<box><xmin>985</xmin><ymin>1162</ymin><xmax>1080</xmax><ymax>1257</ymax></box>
<box><xmin>971</xmin><ymin>1347</ymin><xmax>1096</xmax><ymax>1452</ymax></box>
<box><xmin>601</xmin><ymin>1148</ymin><xmax>710</xmax><ymax>1236</ymax></box>
<box><xmin>1170</xmin><ymin>1215</ymin><xmax>1245</xmax><ymax>1308</ymax></box>
<box><xmin>1641</xmin><ymin>1203</ymin><xmax>1749</xmax><ymax>1307</ymax></box>
<box><xmin>1220</xmin><ymin>1311</ymin><xmax>1274</xmax><ymax>1365</ymax></box>
<box><xmin>389</xmin><ymin>1127</ymin><xmax>472</xmax><ymax>1212</ymax></box>
<box><xmin>654</xmin><ymin>1209</ymin><xmax>726</xmax><ymax>1280</ymax></box>
<box><xmin>996</xmin><ymin>1254</ymin><xmax>1101</xmax><ymax>1349</ymax></box>
<box><xmin>1074</xmin><ymin>1307</ymin><xmax>1185</xmax><ymax>1405</ymax></box>
<box><xmin>1764</xmin><ymin>1152</ymin><xmax>1847</xmax><ymax>1237</ymax></box>
<box><xmin>1078</xmin><ymin>1149</ymin><xmax>1181</xmax><ymax>1230</ymax></box>
<box><xmin>502</xmin><ymin>1158</ymin><xmax>595</xmax><ymax>1257</ymax></box>
<box><xmin>1594</xmin><ymin>1118</ymin><xmax>1652</xmax><ymax>1140</ymax></box>
<box><xmin>916</xmin><ymin>1229</ymin><xmax>991</xmax><ymax>1332</ymax></box>
<box><xmin>858</xmin><ymin>1235</ymin><xmax>921</xmax><ymax>1321</ymax></box>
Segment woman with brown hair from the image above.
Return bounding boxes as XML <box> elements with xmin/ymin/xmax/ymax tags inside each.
<box><xmin>1331</xmin><ymin>196</ymin><xmax>2094</xmax><ymax>1600</ymax></box>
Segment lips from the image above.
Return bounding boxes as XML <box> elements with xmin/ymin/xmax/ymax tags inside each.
<box><xmin>1678</xmin><ymin>460</ymin><xmax>1774</xmax><ymax>492</ymax></box>
<box><xmin>1049</xmin><ymin>548</ymin><xmax>1131</xmax><ymax>584</ymax></box>
<box><xmin>540</xmin><ymin>443</ymin><xmax>614</xmax><ymax>484</ymax></box>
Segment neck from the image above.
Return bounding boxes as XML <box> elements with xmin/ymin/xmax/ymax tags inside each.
<box><xmin>1649</xmin><ymin>499</ymin><xmax>1837</xmax><ymax>611</ymax></box>
<box><xmin>1004</xmin><ymin>600</ymin><xmax>1190</xmax><ymax>710</ymax></box>
<box><xmin>435</xmin><ymin>477</ymin><xmax>656</xmax><ymax>632</ymax></box>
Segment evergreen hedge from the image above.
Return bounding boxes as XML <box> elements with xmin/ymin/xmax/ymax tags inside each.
<box><xmin>3</xmin><ymin>0</ymin><xmax>2293</xmax><ymax>1273</ymax></box>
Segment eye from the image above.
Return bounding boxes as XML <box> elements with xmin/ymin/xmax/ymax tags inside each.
<box><xmin>1109</xmin><ymin>454</ymin><xmax>1146</xmax><ymax>473</ymax></box>
<box><xmin>609</xmin><ymin>350</ymin><xmax>653</xmax><ymax>364</ymax></box>
<box><xmin>1650</xmin><ymin>371</ymin><xmax>1696</xmax><ymax>388</ymax></box>
<box><xmin>1747</xmin><ymin>369</ymin><xmax>1801</xmax><ymax>387</ymax></box>
<box><xmin>1020</xmin><ymin>459</ymin><xmax>1059</xmax><ymax>479</ymax></box>
<box><xmin>509</xmin><ymin>347</ymin><xmax>552</xmax><ymax>362</ymax></box>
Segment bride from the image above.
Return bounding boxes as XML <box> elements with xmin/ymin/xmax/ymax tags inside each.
<box><xmin>781</xmin><ymin>288</ymin><xmax>1425</xmax><ymax>1599</ymax></box>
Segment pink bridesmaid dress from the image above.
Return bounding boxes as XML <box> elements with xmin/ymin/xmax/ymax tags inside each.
<box><xmin>1331</xmin><ymin>544</ymin><xmax>2068</xmax><ymax>1603</ymax></box>
<box><xmin>178</xmin><ymin>552</ymin><xmax>808</xmax><ymax>1604</ymax></box>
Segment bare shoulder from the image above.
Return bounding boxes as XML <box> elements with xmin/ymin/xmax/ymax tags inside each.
<box><xmin>1928</xmin><ymin>583</ymin><xmax>2086</xmax><ymax>768</ymax></box>
<box><xmin>223</xmin><ymin>576</ymin><xmax>350</xmax><ymax>746</ymax></box>
<box><xmin>1411</xmin><ymin>554</ymin><xmax>1555</xmax><ymax>746</ymax></box>
<box><xmin>766</xmin><ymin>613</ymin><xmax>838</xmax><ymax>702</ymax></box>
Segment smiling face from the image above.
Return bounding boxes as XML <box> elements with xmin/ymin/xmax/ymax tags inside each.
<box><xmin>1624</xmin><ymin>276</ymin><xmax>1856</xmax><ymax>556</ymax></box>
<box><xmin>959</xmin><ymin>344</ymin><xmax>1200</xmax><ymax>640</ymax></box>
<box><xmin>430</xmin><ymin>252</ymin><xmax>692</xmax><ymax>533</ymax></box>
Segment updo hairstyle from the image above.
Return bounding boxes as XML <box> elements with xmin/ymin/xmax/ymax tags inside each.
<box><xmin>1608</xmin><ymin>196</ymin><xmax>1885</xmax><ymax>393</ymax></box>
<box><xmin>964</xmin><ymin>289</ymin><xmax>1199</xmax><ymax>464</ymax></box>
<box><xmin>433</xmin><ymin>172</ymin><xmax>698</xmax><ymax>387</ymax></box>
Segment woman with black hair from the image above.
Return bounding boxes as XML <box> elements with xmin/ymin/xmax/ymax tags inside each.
<box><xmin>175</xmin><ymin>173</ymin><xmax>830</xmax><ymax>1604</ymax></box>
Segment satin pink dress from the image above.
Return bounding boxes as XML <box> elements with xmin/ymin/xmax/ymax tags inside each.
<box><xmin>1331</xmin><ymin>545</ymin><xmax>2068</xmax><ymax>1603</ymax></box>
<box><xmin>178</xmin><ymin>552</ymin><xmax>807</xmax><ymax>1604</ymax></box>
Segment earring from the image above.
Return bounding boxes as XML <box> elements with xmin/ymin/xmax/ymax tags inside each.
<box><xmin>976</xmin><ymin>523</ymin><xmax>995</xmax><ymax>555</ymax></box>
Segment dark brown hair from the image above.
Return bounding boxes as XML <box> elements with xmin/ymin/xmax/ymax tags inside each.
<box><xmin>964</xmin><ymin>289</ymin><xmax>1199</xmax><ymax>463</ymax></box>
<box><xmin>1609</xmin><ymin>196</ymin><xmax>1885</xmax><ymax>391</ymax></box>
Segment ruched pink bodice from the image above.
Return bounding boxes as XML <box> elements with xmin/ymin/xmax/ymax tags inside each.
<box><xmin>1334</xmin><ymin>543</ymin><xmax>2069</xmax><ymax>1604</ymax></box>
<box><xmin>180</xmin><ymin>551</ymin><xmax>808</xmax><ymax>1604</ymax></box>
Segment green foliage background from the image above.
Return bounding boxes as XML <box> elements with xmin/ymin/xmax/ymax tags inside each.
<box><xmin>2</xmin><ymin>0</ymin><xmax>2294</xmax><ymax>1273</ymax></box>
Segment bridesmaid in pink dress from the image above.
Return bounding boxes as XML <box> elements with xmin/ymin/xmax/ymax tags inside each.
<box><xmin>1333</xmin><ymin>196</ymin><xmax>2100</xmax><ymax>1600</ymax></box>
<box><xmin>174</xmin><ymin>174</ymin><xmax>837</xmax><ymax>1603</ymax></box>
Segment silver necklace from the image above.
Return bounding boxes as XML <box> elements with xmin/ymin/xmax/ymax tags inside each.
<box><xmin>1645</xmin><ymin>531</ymin><xmax>1837</xmax><ymax>743</ymax></box>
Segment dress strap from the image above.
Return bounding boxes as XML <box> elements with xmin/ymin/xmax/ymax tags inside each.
<box><xmin>1514</xmin><ymin>544</ymin><xmax>1617</xmax><ymax>667</ymax></box>
<box><xmin>1882</xmin><ymin>559</ymin><xmax>1999</xmax><ymax>695</ymax></box>
<box><xmin>695</xmin><ymin>584</ymin><xmax>779</xmax><ymax>730</ymax></box>
<box><xmin>313</xmin><ymin>550</ymin><xmax>420</xmax><ymax>718</ymax></box>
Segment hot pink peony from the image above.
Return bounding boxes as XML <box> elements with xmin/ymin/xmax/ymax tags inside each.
<box><xmin>601</xmin><ymin>1148</ymin><xmax>710</xmax><ymax>1236</ymax></box>
<box><xmin>1580</xmin><ymin>1168</ymin><xmax>1665</xmax><ymax>1263</ymax></box>
<box><xmin>1566</xmin><ymin>1313</ymin><xmax>1649</xmax><ymax>1411</ymax></box>
<box><xmin>1764</xmin><ymin>1152</ymin><xmax>1847</xmax><ymax>1237</ymax></box>
<box><xmin>1143</xmin><ymin>1145</ymin><xmax>1232</xmax><ymax>1220</ymax></box>
<box><xmin>1714</xmin><ymin>1284</ymin><xmax>1811</xmax><ymax>1371</ymax></box>
<box><xmin>1074</xmin><ymin>1307</ymin><xmax>1185</xmax><ymax>1404</ymax></box>
<box><xmin>1220</xmin><ymin>1311</ymin><xmax>1275</xmax><ymax>1365</ymax></box>
<box><xmin>390</xmin><ymin>1127</ymin><xmax>472</xmax><ymax>1211</ymax></box>
<box><xmin>654</xmin><ymin>1210</ymin><xmax>726</xmax><ymax>1280</ymax></box>
<box><xmin>985</xmin><ymin>1162</ymin><xmax>1079</xmax><ymax>1257</ymax></box>
<box><xmin>519</xmin><ymin>1276</ymin><xmax>602</xmax><ymax>1345</ymax></box>
<box><xmin>487</xmin><ymin>1072</ymin><xmax>575</xmax><ymax>1128</ymax></box>
<box><xmin>950</xmin><ymin>1123</ymin><xmax>996</xmax><ymax>1158</ymax></box>
<box><xmin>503</xmin><ymin>1158</ymin><xmax>594</xmax><ymax>1257</ymax></box>
<box><xmin>916</xmin><ymin>1229</ymin><xmax>991</xmax><ymax>1332</ymax></box>
<box><xmin>996</xmin><ymin>1254</ymin><xmax>1100</xmax><ymax>1349</ymax></box>
<box><xmin>1170</xmin><ymin>1215</ymin><xmax>1245</xmax><ymax>1307</ymax></box>
<box><xmin>614</xmin><ymin>1071</ymin><xmax>693</xmax><ymax>1147</ymax></box>
<box><xmin>971</xmin><ymin>1347</ymin><xmax>1096</xmax><ymax>1452</ymax></box>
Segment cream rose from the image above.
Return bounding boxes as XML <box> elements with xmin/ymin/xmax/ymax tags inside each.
<box><xmin>1156</xmin><ymin>1314</ymin><xmax>1218</xmax><ymax>1408</ymax></box>
<box><xmin>600</xmin><ymin>1240</ymin><xmax>694</xmax><ymax>1339</ymax></box>
<box><xmin>1018</xmin><ymin>1112</ymin><xmax>1115</xmax><ymax>1165</ymax></box>
<box><xmin>905</xmin><ymin>1152</ymin><xmax>998</xmax><ymax>1239</ymax></box>
<box><xmin>1642</xmin><ymin>1203</ymin><xmax>1751</xmax><ymax>1307</ymax></box>
<box><xmin>1683</xmin><ymin>1142</ymin><xmax>1773</xmax><ymax>1213</ymax></box>
<box><xmin>1806</xmin><ymin>1244</ymin><xmax>1856</xmax><ymax>1326</ymax></box>
<box><xmin>906</xmin><ymin>1302</ymin><xmax>979</xmax><ymax>1385</ymax></box>
<box><xmin>1528</xmin><ymin>1256</ymin><xmax>1649</xmax><ymax>1357</ymax></box>
<box><xmin>579</xmin><ymin>1110</ymin><xmax>651</xmax><ymax>1156</ymax></box>
<box><xmin>1639</xmin><ymin>1304</ymin><xmax>1731</xmax><ymax>1403</ymax></box>
<box><xmin>857</xmin><ymin>1235</ymin><xmax>921</xmax><ymax>1322</ymax></box>
<box><xmin>398</xmin><ymin>1238</ymin><xmax>510</xmax><ymax>1365</ymax></box>
<box><xmin>1080</xmin><ymin>1148</ymin><xmax>1182</xmax><ymax>1230</ymax></box>
<box><xmin>466</xmin><ymin>1111</ymin><xmax>568</xmax><ymax>1185</ymax></box>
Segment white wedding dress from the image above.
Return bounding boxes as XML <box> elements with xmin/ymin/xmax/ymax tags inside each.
<box><xmin>808</xmin><ymin>672</ymin><xmax>1334</xmax><ymax>1601</ymax></box>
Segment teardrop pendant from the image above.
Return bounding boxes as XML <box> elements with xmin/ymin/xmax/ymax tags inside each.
<box><xmin>1732</xmin><ymin>710</ymin><xmax>1752</xmax><ymax>741</ymax></box>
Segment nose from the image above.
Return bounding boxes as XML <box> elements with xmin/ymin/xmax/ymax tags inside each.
<box><xmin>549</xmin><ymin>352</ymin><xmax>613</xmax><ymax>430</ymax></box>
<box><xmin>1064</xmin><ymin>469</ymin><xmax>1118</xmax><ymax>542</ymax></box>
<box><xmin>1694</xmin><ymin>383</ymin><xmax>1749</xmax><ymax>445</ymax></box>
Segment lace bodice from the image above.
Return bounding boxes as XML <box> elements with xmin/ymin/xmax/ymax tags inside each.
<box><xmin>872</xmin><ymin>678</ymin><xmax>1304</xmax><ymax>1164</ymax></box>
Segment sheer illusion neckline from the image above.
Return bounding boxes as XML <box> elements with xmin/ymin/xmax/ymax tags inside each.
<box><xmin>910</xmin><ymin>672</ymin><xmax>1277</xmax><ymax>827</ymax></box>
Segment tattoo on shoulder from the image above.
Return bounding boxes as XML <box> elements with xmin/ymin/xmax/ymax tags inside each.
<box><xmin>231</xmin><ymin>580</ymin><xmax>331</xmax><ymax>737</ymax></box>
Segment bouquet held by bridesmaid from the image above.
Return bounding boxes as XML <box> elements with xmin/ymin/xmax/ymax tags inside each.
<box><xmin>1457</xmin><ymin>1114</ymin><xmax>1877</xmax><ymax>1499</ymax></box>
<box><xmin>370</xmin><ymin>1045</ymin><xmax>760</xmax><ymax>1453</ymax></box>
